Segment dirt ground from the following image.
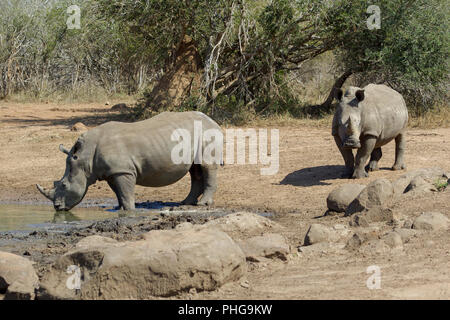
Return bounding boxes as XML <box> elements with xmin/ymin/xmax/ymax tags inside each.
<box><xmin>0</xmin><ymin>101</ymin><xmax>449</xmax><ymax>299</ymax></box>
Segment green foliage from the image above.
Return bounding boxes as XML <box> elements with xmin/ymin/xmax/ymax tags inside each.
<box><xmin>434</xmin><ymin>179</ymin><xmax>448</xmax><ymax>191</ymax></box>
<box><xmin>325</xmin><ymin>0</ymin><xmax>449</xmax><ymax>112</ymax></box>
<box><xmin>0</xmin><ymin>0</ymin><xmax>447</xmax><ymax>119</ymax></box>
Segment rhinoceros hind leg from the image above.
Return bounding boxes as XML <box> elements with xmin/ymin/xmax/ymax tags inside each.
<box><xmin>368</xmin><ymin>147</ymin><xmax>382</xmax><ymax>171</ymax></box>
<box><xmin>182</xmin><ymin>164</ymin><xmax>204</xmax><ymax>205</ymax></box>
<box><xmin>333</xmin><ymin>135</ymin><xmax>354</xmax><ymax>177</ymax></box>
<box><xmin>198</xmin><ymin>165</ymin><xmax>218</xmax><ymax>206</ymax></box>
<box><xmin>352</xmin><ymin>136</ymin><xmax>376</xmax><ymax>179</ymax></box>
<box><xmin>107</xmin><ymin>174</ymin><xmax>136</xmax><ymax>210</ymax></box>
<box><xmin>392</xmin><ymin>132</ymin><xmax>406</xmax><ymax>171</ymax></box>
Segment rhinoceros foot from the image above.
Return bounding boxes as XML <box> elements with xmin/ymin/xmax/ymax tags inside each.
<box><xmin>352</xmin><ymin>169</ymin><xmax>368</xmax><ymax>179</ymax></box>
<box><xmin>392</xmin><ymin>163</ymin><xmax>406</xmax><ymax>171</ymax></box>
<box><xmin>367</xmin><ymin>161</ymin><xmax>379</xmax><ymax>172</ymax></box>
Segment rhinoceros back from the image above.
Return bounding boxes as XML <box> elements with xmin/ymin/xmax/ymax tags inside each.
<box><xmin>361</xmin><ymin>84</ymin><xmax>408</xmax><ymax>146</ymax></box>
<box><xmin>88</xmin><ymin>111</ymin><xmax>221</xmax><ymax>187</ymax></box>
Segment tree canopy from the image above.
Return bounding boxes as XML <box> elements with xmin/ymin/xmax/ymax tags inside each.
<box><xmin>0</xmin><ymin>0</ymin><xmax>448</xmax><ymax>118</ymax></box>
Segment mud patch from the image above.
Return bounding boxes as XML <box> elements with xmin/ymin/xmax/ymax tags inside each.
<box><xmin>0</xmin><ymin>206</ymin><xmax>270</xmax><ymax>282</ymax></box>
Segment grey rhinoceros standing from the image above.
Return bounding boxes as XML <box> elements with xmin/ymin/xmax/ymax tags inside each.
<box><xmin>37</xmin><ymin>111</ymin><xmax>223</xmax><ymax>211</ymax></box>
<box><xmin>332</xmin><ymin>84</ymin><xmax>408</xmax><ymax>179</ymax></box>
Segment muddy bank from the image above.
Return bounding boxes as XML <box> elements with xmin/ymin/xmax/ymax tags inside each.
<box><xmin>0</xmin><ymin>206</ymin><xmax>264</xmax><ymax>280</ymax></box>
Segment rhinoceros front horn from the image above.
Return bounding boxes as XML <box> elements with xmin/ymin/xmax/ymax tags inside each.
<box><xmin>36</xmin><ymin>184</ymin><xmax>55</xmax><ymax>201</ymax></box>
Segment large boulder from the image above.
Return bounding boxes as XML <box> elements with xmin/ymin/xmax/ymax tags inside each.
<box><xmin>404</xmin><ymin>176</ymin><xmax>437</xmax><ymax>194</ymax></box>
<box><xmin>393</xmin><ymin>167</ymin><xmax>449</xmax><ymax>196</ymax></box>
<box><xmin>237</xmin><ymin>233</ymin><xmax>290</xmax><ymax>262</ymax></box>
<box><xmin>0</xmin><ymin>251</ymin><xmax>39</xmax><ymax>300</ymax></box>
<box><xmin>38</xmin><ymin>228</ymin><xmax>246</xmax><ymax>299</ymax></box>
<box><xmin>412</xmin><ymin>212</ymin><xmax>449</xmax><ymax>231</ymax></box>
<box><xmin>327</xmin><ymin>184</ymin><xmax>366</xmax><ymax>212</ymax></box>
<box><xmin>346</xmin><ymin>178</ymin><xmax>394</xmax><ymax>215</ymax></box>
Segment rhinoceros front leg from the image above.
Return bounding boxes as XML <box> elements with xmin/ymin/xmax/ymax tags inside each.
<box><xmin>182</xmin><ymin>164</ymin><xmax>204</xmax><ymax>205</ymax></box>
<box><xmin>333</xmin><ymin>135</ymin><xmax>354</xmax><ymax>178</ymax></box>
<box><xmin>368</xmin><ymin>147</ymin><xmax>382</xmax><ymax>171</ymax></box>
<box><xmin>392</xmin><ymin>132</ymin><xmax>406</xmax><ymax>170</ymax></box>
<box><xmin>198</xmin><ymin>165</ymin><xmax>218</xmax><ymax>206</ymax></box>
<box><xmin>353</xmin><ymin>136</ymin><xmax>377</xmax><ymax>179</ymax></box>
<box><xmin>107</xmin><ymin>174</ymin><xmax>136</xmax><ymax>210</ymax></box>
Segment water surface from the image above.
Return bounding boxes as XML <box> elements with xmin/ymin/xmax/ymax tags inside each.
<box><xmin>0</xmin><ymin>204</ymin><xmax>125</xmax><ymax>232</ymax></box>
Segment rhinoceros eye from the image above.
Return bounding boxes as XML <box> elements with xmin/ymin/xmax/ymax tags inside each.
<box><xmin>73</xmin><ymin>155</ymin><xmax>78</xmax><ymax>160</ymax></box>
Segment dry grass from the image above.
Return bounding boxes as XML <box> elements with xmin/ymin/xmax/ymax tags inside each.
<box><xmin>408</xmin><ymin>105</ymin><xmax>450</xmax><ymax>128</ymax></box>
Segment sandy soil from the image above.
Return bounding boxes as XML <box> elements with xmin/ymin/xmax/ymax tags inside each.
<box><xmin>0</xmin><ymin>101</ymin><xmax>449</xmax><ymax>299</ymax></box>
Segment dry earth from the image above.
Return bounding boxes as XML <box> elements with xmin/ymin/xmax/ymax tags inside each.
<box><xmin>0</xmin><ymin>101</ymin><xmax>449</xmax><ymax>299</ymax></box>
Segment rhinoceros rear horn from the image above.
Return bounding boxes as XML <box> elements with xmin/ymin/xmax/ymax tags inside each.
<box><xmin>335</xmin><ymin>88</ymin><xmax>343</xmax><ymax>101</ymax></box>
<box><xmin>59</xmin><ymin>144</ymin><xmax>70</xmax><ymax>155</ymax></box>
<box><xmin>36</xmin><ymin>184</ymin><xmax>55</xmax><ymax>201</ymax></box>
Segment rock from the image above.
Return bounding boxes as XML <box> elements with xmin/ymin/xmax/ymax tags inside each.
<box><xmin>403</xmin><ymin>219</ymin><xmax>413</xmax><ymax>229</ymax></box>
<box><xmin>351</xmin><ymin>208</ymin><xmax>394</xmax><ymax>226</ymax></box>
<box><xmin>70</xmin><ymin>122</ymin><xmax>88</xmax><ymax>132</ymax></box>
<box><xmin>327</xmin><ymin>184</ymin><xmax>366</xmax><ymax>212</ymax></box>
<box><xmin>38</xmin><ymin>228</ymin><xmax>246</xmax><ymax>299</ymax></box>
<box><xmin>204</xmin><ymin>212</ymin><xmax>283</xmax><ymax>240</ymax></box>
<box><xmin>381</xmin><ymin>231</ymin><xmax>403</xmax><ymax>249</ymax></box>
<box><xmin>412</xmin><ymin>212</ymin><xmax>449</xmax><ymax>231</ymax></box>
<box><xmin>404</xmin><ymin>176</ymin><xmax>437</xmax><ymax>194</ymax></box>
<box><xmin>346</xmin><ymin>179</ymin><xmax>394</xmax><ymax>215</ymax></box>
<box><xmin>304</xmin><ymin>224</ymin><xmax>333</xmax><ymax>246</ymax></box>
<box><xmin>110</xmin><ymin>103</ymin><xmax>129</xmax><ymax>112</ymax></box>
<box><xmin>238</xmin><ymin>233</ymin><xmax>290</xmax><ymax>262</ymax></box>
<box><xmin>0</xmin><ymin>251</ymin><xmax>39</xmax><ymax>300</ymax></box>
<box><xmin>393</xmin><ymin>167</ymin><xmax>449</xmax><ymax>196</ymax></box>
<box><xmin>345</xmin><ymin>230</ymin><xmax>380</xmax><ymax>251</ymax></box>
<box><xmin>303</xmin><ymin>223</ymin><xmax>351</xmax><ymax>246</ymax></box>
<box><xmin>394</xmin><ymin>228</ymin><xmax>417</xmax><ymax>243</ymax></box>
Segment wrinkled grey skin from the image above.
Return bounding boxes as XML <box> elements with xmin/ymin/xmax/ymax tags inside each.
<box><xmin>332</xmin><ymin>84</ymin><xmax>408</xmax><ymax>179</ymax></box>
<box><xmin>37</xmin><ymin>111</ymin><xmax>222</xmax><ymax>211</ymax></box>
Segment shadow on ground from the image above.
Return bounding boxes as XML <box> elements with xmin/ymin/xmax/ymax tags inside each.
<box><xmin>1</xmin><ymin>109</ymin><xmax>133</xmax><ymax>128</ymax></box>
<box><xmin>107</xmin><ymin>201</ymin><xmax>181</xmax><ymax>212</ymax></box>
<box><xmin>280</xmin><ymin>165</ymin><xmax>346</xmax><ymax>187</ymax></box>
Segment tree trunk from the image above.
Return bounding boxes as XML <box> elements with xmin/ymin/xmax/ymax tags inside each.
<box><xmin>319</xmin><ymin>70</ymin><xmax>353</xmax><ymax>109</ymax></box>
<box><xmin>145</xmin><ymin>35</ymin><xmax>202</xmax><ymax>111</ymax></box>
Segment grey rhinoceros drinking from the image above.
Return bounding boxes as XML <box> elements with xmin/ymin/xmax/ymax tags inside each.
<box><xmin>37</xmin><ymin>111</ymin><xmax>223</xmax><ymax>211</ymax></box>
<box><xmin>332</xmin><ymin>84</ymin><xmax>408</xmax><ymax>179</ymax></box>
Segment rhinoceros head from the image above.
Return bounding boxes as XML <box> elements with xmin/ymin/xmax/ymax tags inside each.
<box><xmin>37</xmin><ymin>139</ymin><xmax>90</xmax><ymax>211</ymax></box>
<box><xmin>335</xmin><ymin>87</ymin><xmax>365</xmax><ymax>149</ymax></box>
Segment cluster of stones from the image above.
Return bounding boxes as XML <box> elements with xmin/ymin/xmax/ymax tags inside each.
<box><xmin>0</xmin><ymin>212</ymin><xmax>291</xmax><ymax>300</ymax></box>
<box><xmin>300</xmin><ymin>167</ymin><xmax>449</xmax><ymax>255</ymax></box>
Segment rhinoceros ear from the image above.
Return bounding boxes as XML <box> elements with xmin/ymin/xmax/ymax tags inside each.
<box><xmin>335</xmin><ymin>88</ymin><xmax>343</xmax><ymax>101</ymax></box>
<box><xmin>355</xmin><ymin>90</ymin><xmax>365</xmax><ymax>102</ymax></box>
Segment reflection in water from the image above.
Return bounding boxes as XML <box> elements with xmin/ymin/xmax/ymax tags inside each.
<box><xmin>0</xmin><ymin>205</ymin><xmax>116</xmax><ymax>232</ymax></box>
<box><xmin>0</xmin><ymin>203</ymin><xmax>164</xmax><ymax>232</ymax></box>
<box><xmin>52</xmin><ymin>211</ymin><xmax>81</xmax><ymax>223</ymax></box>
